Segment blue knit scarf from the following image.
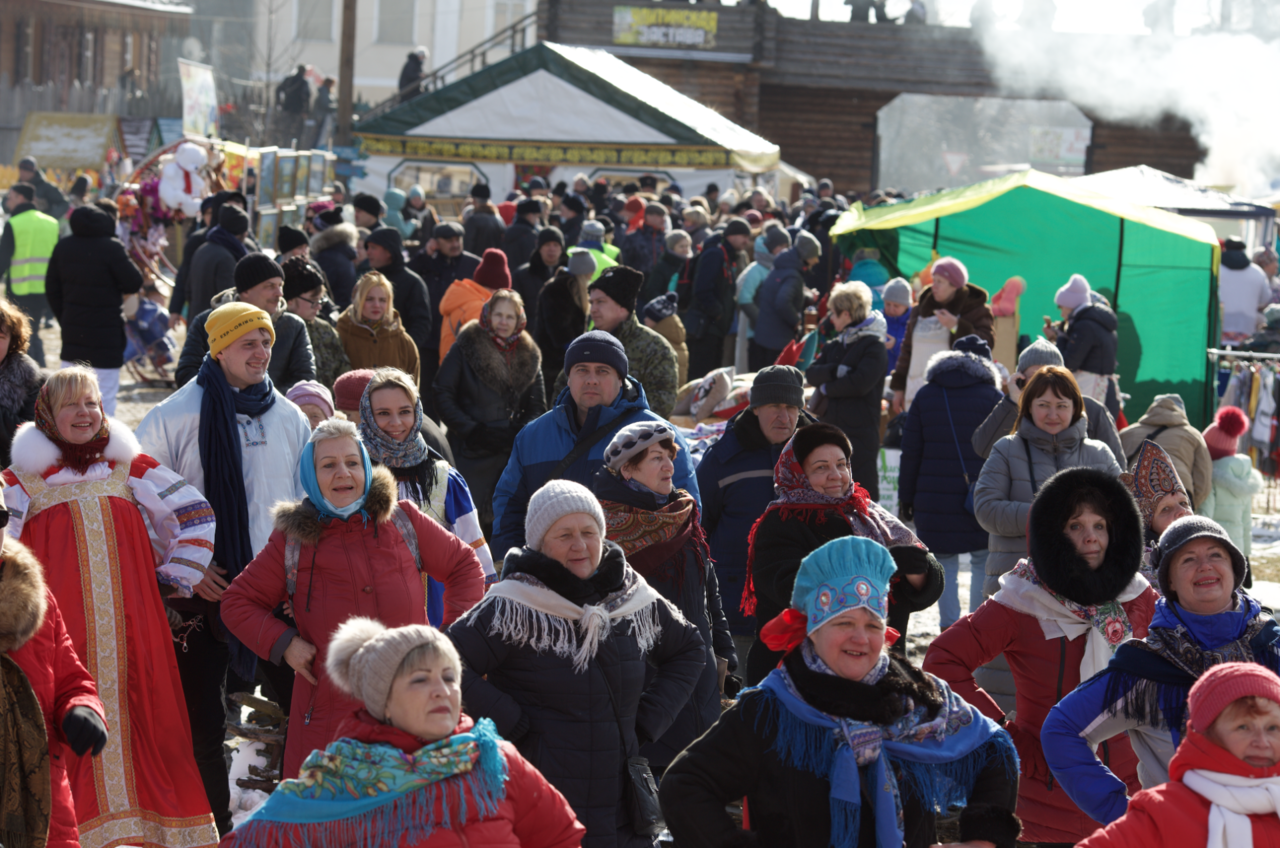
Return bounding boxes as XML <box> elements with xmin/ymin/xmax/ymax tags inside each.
<box><xmin>755</xmin><ymin>656</ymin><xmax>1013</xmax><ymax>848</ymax></box>
<box><xmin>196</xmin><ymin>354</ymin><xmax>276</xmax><ymax>679</ymax></box>
<box><xmin>233</xmin><ymin>718</ymin><xmax>508</xmax><ymax>848</ymax></box>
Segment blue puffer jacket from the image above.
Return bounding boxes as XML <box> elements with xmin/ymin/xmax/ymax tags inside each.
<box><xmin>490</xmin><ymin>377</ymin><xmax>700</xmax><ymax>556</ymax></box>
<box><xmin>695</xmin><ymin>407</ymin><xmax>816</xmax><ymax>635</ymax></box>
<box><xmin>751</xmin><ymin>248</ymin><xmax>806</xmax><ymax>351</ymax></box>
<box><xmin>899</xmin><ymin>349</ymin><xmax>1003</xmax><ymax>554</ymax></box>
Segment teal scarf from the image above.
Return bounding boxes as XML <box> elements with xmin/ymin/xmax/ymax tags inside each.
<box><xmin>233</xmin><ymin>718</ymin><xmax>508</xmax><ymax>848</ymax></box>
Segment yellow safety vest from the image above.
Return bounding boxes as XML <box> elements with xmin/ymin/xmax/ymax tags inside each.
<box><xmin>7</xmin><ymin>208</ymin><xmax>60</xmax><ymax>296</ymax></box>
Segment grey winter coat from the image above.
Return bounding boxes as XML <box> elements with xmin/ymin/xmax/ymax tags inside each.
<box><xmin>974</xmin><ymin>416</ymin><xmax>1122</xmax><ymax>597</ymax></box>
<box><xmin>175</xmin><ymin>289</ymin><xmax>316</xmax><ymax>391</ymax></box>
<box><xmin>971</xmin><ymin>394</ymin><xmax>1124</xmax><ymax>464</ymax></box>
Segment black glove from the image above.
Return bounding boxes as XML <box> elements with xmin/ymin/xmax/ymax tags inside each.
<box><xmin>723</xmin><ymin>673</ymin><xmax>745</xmax><ymax>699</ymax></box>
<box><xmin>63</xmin><ymin>705</ymin><xmax>108</xmax><ymax>757</ymax></box>
<box><xmin>465</xmin><ymin>425</ymin><xmax>491</xmax><ymax>450</ymax></box>
<box><xmin>898</xmin><ymin>502</ymin><xmax>914</xmax><ymax>523</ymax></box>
<box><xmin>888</xmin><ymin>545</ymin><xmax>930</xmax><ymax>576</ymax></box>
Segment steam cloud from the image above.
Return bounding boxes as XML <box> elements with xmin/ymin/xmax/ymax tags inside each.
<box><xmin>975</xmin><ymin>27</ymin><xmax>1280</xmax><ymax>196</ymax></box>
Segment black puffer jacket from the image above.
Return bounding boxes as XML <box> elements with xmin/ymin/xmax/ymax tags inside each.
<box><xmin>44</xmin><ymin>205</ymin><xmax>143</xmax><ymax>369</ymax></box>
<box><xmin>464</xmin><ymin>209</ymin><xmax>506</xmax><ymax>256</ymax></box>
<box><xmin>532</xmin><ymin>273</ymin><xmax>588</xmax><ymax>400</ymax></box>
<box><xmin>1056</xmin><ymin>303</ymin><xmax>1118</xmax><ymax>375</ymax></box>
<box><xmin>591</xmin><ymin>468</ymin><xmax>735</xmax><ymax>769</ymax></box>
<box><xmin>310</xmin><ymin>223</ymin><xmax>359</xmax><ymax>309</ymax></box>
<box><xmin>513</xmin><ymin>252</ymin><xmax>562</xmax><ymax>331</ymax></box>
<box><xmin>804</xmin><ymin>330</ymin><xmax>889</xmax><ymax>501</ymax></box>
<box><xmin>0</xmin><ymin>353</ymin><xmax>43</xmax><ymax>469</ymax></box>
<box><xmin>447</xmin><ymin>543</ymin><xmax>705</xmax><ymax>848</ymax></box>
<box><xmin>433</xmin><ymin>320</ymin><xmax>545</xmax><ymax>526</ymax></box>
<box><xmin>660</xmin><ymin>649</ymin><xmax>1022</xmax><ymax>848</ymax></box>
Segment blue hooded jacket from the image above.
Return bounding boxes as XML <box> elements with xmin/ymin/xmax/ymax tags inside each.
<box><xmin>490</xmin><ymin>377</ymin><xmax>700</xmax><ymax>557</ymax></box>
<box><xmin>752</xmin><ymin>248</ymin><xmax>807</xmax><ymax>351</ymax></box>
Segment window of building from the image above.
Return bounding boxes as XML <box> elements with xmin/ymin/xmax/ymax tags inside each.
<box><xmin>297</xmin><ymin>0</ymin><xmax>334</xmax><ymax>41</ymax></box>
<box><xmin>377</xmin><ymin>0</ymin><xmax>415</xmax><ymax>44</ymax></box>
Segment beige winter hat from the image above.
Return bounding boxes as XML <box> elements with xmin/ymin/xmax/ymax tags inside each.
<box><xmin>325</xmin><ymin>617</ymin><xmax>459</xmax><ymax>721</ymax></box>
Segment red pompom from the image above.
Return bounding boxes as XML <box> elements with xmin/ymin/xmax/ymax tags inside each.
<box><xmin>1215</xmin><ymin>405</ymin><xmax>1249</xmax><ymax>439</ymax></box>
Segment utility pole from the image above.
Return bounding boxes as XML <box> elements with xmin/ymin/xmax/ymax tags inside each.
<box><xmin>336</xmin><ymin>0</ymin><xmax>357</xmax><ymax>145</ymax></box>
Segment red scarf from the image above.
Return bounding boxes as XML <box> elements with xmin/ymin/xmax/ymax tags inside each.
<box><xmin>740</xmin><ymin>436</ymin><xmax>870</xmax><ymax>616</ymax></box>
<box><xmin>479</xmin><ymin>298</ymin><xmax>526</xmax><ymax>365</ymax></box>
<box><xmin>34</xmin><ymin>386</ymin><xmax>110</xmax><ymax>475</ymax></box>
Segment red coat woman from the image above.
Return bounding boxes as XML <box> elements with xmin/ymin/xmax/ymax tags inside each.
<box><xmin>924</xmin><ymin>468</ymin><xmax>1157</xmax><ymax>843</ymax></box>
<box><xmin>0</xmin><ymin>536</ymin><xmax>107</xmax><ymax>848</ymax></box>
<box><xmin>220</xmin><ymin>419</ymin><xmax>486</xmax><ymax>778</ymax></box>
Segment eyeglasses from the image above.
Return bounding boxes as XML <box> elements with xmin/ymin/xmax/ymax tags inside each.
<box><xmin>294</xmin><ymin>294</ymin><xmax>320</xmax><ymax>307</ymax></box>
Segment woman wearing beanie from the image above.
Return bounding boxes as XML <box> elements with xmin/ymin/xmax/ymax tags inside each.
<box><xmin>973</xmin><ymin>366</ymin><xmax>1122</xmax><ymax>599</ymax></box>
<box><xmin>435</xmin><ymin>289</ymin><xmax>546</xmax><ymax>537</ymax></box>
<box><xmin>1079</xmin><ymin>662</ymin><xmax>1280</xmax><ymax>847</ymax></box>
<box><xmin>283</xmin><ymin>255</ymin><xmax>352</xmax><ymax>390</ymax></box>
<box><xmin>337</xmin><ymin>270</ymin><xmax>421</xmax><ymax>383</ymax></box>
<box><xmin>1199</xmin><ymin>406</ymin><xmax>1262</xmax><ymax>556</ymax></box>
<box><xmin>1045</xmin><ymin>273</ymin><xmax>1120</xmax><ymax>417</ymax></box>
<box><xmin>1122</xmin><ymin>439</ymin><xmax>1195</xmax><ymax>592</ymax></box>
<box><xmin>642</xmin><ymin>292</ymin><xmax>688</xmax><ymax>386</ymax></box>
<box><xmin>286</xmin><ymin>379</ymin><xmax>336</xmax><ymax>429</ymax></box>
<box><xmin>3</xmin><ymin>367</ymin><xmax>221</xmax><ymax>847</ymax></box>
<box><xmin>591</xmin><ymin>421</ymin><xmax>736</xmax><ymax>769</ymax></box>
<box><xmin>220</xmin><ymin>417</ymin><xmax>487</xmax><ymax>779</ymax></box>
<box><xmin>890</xmin><ymin>255</ymin><xmax>995</xmax><ymax>414</ymax></box>
<box><xmin>803</xmin><ymin>280</ymin><xmax>888</xmax><ymax>500</ymax></box>
<box><xmin>447</xmin><ymin>479</ymin><xmax>705</xmax><ymax>848</ymax></box>
<box><xmin>661</xmin><ymin>536</ymin><xmax>1021</xmax><ymax>848</ymax></box>
<box><xmin>533</xmin><ymin>262</ymin><xmax>592</xmax><ymax>400</ymax></box>
<box><xmin>439</xmin><ymin>248</ymin><xmax>512</xmax><ymax>362</ymax></box>
<box><xmin>925</xmin><ymin>467</ymin><xmax>1156</xmax><ymax>843</ymax></box>
<box><xmin>740</xmin><ymin>422</ymin><xmax>944</xmax><ymax>684</ymax></box>
<box><xmin>1043</xmin><ymin>515</ymin><xmax>1280</xmax><ymax>830</ymax></box>
<box><xmin>223</xmin><ymin>618</ymin><xmax>586</xmax><ymax>848</ymax></box>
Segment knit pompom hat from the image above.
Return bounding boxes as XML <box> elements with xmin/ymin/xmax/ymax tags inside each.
<box><xmin>525</xmin><ymin>480</ymin><xmax>606</xmax><ymax>552</ymax></box>
<box><xmin>604</xmin><ymin>421</ymin><xmax>675</xmax><ymax>471</ymax></box>
<box><xmin>474</xmin><ymin>249</ymin><xmax>511</xmax><ymax>290</ymax></box>
<box><xmin>1055</xmin><ymin>273</ymin><xmax>1092</xmax><ymax>312</ymax></box>
<box><xmin>1188</xmin><ymin>662</ymin><xmax>1280</xmax><ymax>733</ymax></box>
<box><xmin>792</xmin><ymin>536</ymin><xmax>898</xmax><ymax>632</ymax></box>
<box><xmin>1204</xmin><ymin>406</ymin><xmax>1249</xmax><ymax>461</ymax></box>
<box><xmin>325</xmin><ymin>617</ymin><xmax>458</xmax><ymax>721</ymax></box>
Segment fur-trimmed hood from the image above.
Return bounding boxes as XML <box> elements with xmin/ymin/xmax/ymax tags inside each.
<box><xmin>924</xmin><ymin>348</ymin><xmax>1001</xmax><ymax>389</ymax></box>
<box><xmin>8</xmin><ymin>417</ymin><xmax>140</xmax><ymax>476</ymax></box>
<box><xmin>0</xmin><ymin>352</ymin><xmax>41</xmax><ymax>410</ymax></box>
<box><xmin>310</xmin><ymin>222</ymin><xmax>358</xmax><ymax>254</ymax></box>
<box><xmin>271</xmin><ymin>464</ymin><xmax>398</xmax><ymax>546</ymax></box>
<box><xmin>1028</xmin><ymin>467</ymin><xmax>1144</xmax><ymax>606</ymax></box>
<box><xmin>454</xmin><ymin>318</ymin><xmax>541</xmax><ymax>395</ymax></box>
<box><xmin>0</xmin><ymin>537</ymin><xmax>47</xmax><ymax>653</ymax></box>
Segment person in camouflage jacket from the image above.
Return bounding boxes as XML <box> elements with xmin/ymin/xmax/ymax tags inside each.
<box><xmin>550</xmin><ymin>266</ymin><xmax>679</xmax><ymax>418</ymax></box>
<box><xmin>283</xmin><ymin>256</ymin><xmax>352</xmax><ymax>389</ymax></box>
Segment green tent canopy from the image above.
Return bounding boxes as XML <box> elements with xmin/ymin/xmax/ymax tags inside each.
<box><xmin>831</xmin><ymin>170</ymin><xmax>1222</xmax><ymax>428</ymax></box>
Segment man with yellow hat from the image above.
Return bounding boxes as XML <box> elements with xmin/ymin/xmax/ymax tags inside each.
<box><xmin>136</xmin><ymin>301</ymin><xmax>311</xmax><ymax>835</ymax></box>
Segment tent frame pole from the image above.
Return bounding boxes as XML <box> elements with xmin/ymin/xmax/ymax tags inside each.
<box><xmin>1113</xmin><ymin>218</ymin><xmax>1125</xmax><ymax>309</ymax></box>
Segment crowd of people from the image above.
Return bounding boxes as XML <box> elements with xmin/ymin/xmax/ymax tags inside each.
<box><xmin>4</xmin><ymin>164</ymin><xmax>1280</xmax><ymax>848</ymax></box>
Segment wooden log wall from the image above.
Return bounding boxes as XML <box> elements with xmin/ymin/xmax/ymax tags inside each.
<box><xmin>1085</xmin><ymin>115</ymin><xmax>1205</xmax><ymax>179</ymax></box>
<box><xmin>758</xmin><ymin>84</ymin><xmax>895</xmax><ymax>193</ymax></box>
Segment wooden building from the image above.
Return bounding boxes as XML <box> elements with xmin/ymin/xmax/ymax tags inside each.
<box><xmin>538</xmin><ymin>0</ymin><xmax>1203</xmax><ymax>193</ymax></box>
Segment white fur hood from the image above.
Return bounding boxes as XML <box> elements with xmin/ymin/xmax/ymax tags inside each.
<box><xmin>9</xmin><ymin>418</ymin><xmax>141</xmax><ymax>475</ymax></box>
<box><xmin>923</xmin><ymin>349</ymin><xmax>1002</xmax><ymax>387</ymax></box>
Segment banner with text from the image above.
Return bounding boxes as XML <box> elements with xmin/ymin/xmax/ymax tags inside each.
<box><xmin>613</xmin><ymin>6</ymin><xmax>718</xmax><ymax>49</ymax></box>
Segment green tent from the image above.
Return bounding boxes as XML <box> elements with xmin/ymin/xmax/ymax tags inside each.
<box><xmin>831</xmin><ymin>170</ymin><xmax>1222</xmax><ymax>427</ymax></box>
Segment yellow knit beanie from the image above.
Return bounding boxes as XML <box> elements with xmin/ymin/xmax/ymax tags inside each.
<box><xmin>206</xmin><ymin>302</ymin><xmax>275</xmax><ymax>358</ymax></box>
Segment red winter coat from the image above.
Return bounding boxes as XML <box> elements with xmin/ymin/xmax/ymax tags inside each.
<box><xmin>0</xmin><ymin>539</ymin><xmax>106</xmax><ymax>848</ymax></box>
<box><xmin>1079</xmin><ymin>727</ymin><xmax>1280</xmax><ymax>847</ymax></box>
<box><xmin>219</xmin><ymin>710</ymin><xmax>586</xmax><ymax>848</ymax></box>
<box><xmin>923</xmin><ymin>586</ymin><xmax>1157</xmax><ymax>843</ymax></box>
<box><xmin>220</xmin><ymin>466</ymin><xmax>486</xmax><ymax>778</ymax></box>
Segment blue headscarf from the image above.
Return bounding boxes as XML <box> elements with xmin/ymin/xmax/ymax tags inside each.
<box><xmin>299</xmin><ymin>436</ymin><xmax>375</xmax><ymax>521</ymax></box>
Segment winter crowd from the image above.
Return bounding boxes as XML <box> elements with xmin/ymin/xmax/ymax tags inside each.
<box><xmin>4</xmin><ymin>167</ymin><xmax>1280</xmax><ymax>848</ymax></box>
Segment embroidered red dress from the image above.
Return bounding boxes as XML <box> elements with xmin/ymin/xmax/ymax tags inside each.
<box><xmin>2</xmin><ymin>421</ymin><xmax>219</xmax><ymax>848</ymax></box>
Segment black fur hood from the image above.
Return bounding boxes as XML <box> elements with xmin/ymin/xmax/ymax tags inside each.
<box><xmin>1028</xmin><ymin>467</ymin><xmax>1144</xmax><ymax>606</ymax></box>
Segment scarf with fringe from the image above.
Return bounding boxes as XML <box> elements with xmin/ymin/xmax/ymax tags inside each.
<box><xmin>34</xmin><ymin>386</ymin><xmax>109</xmax><ymax>475</ymax></box>
<box><xmin>232</xmin><ymin>717</ymin><xmax>507</xmax><ymax>848</ymax></box>
<box><xmin>468</xmin><ymin>567</ymin><xmax>666</xmax><ymax>673</ymax></box>
<box><xmin>993</xmin><ymin>558</ymin><xmax>1147</xmax><ymax>683</ymax></box>
<box><xmin>755</xmin><ymin>651</ymin><xmax>1013</xmax><ymax>848</ymax></box>
<box><xmin>1101</xmin><ymin>593</ymin><xmax>1280</xmax><ymax>745</ymax></box>
<box><xmin>599</xmin><ymin>489</ymin><xmax>707</xmax><ymax>592</ymax></box>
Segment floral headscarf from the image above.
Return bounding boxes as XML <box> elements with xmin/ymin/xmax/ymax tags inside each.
<box><xmin>35</xmin><ymin>384</ymin><xmax>109</xmax><ymax>474</ymax></box>
<box><xmin>479</xmin><ymin>295</ymin><xmax>526</xmax><ymax>360</ymax></box>
<box><xmin>357</xmin><ymin>380</ymin><xmax>430</xmax><ymax>469</ymax></box>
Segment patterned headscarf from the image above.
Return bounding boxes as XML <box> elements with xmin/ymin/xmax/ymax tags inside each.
<box><xmin>357</xmin><ymin>380</ymin><xmax>430</xmax><ymax>469</ymax></box>
<box><xmin>1121</xmin><ymin>439</ymin><xmax>1188</xmax><ymax>531</ymax></box>
<box><xmin>479</xmin><ymin>294</ymin><xmax>526</xmax><ymax>359</ymax></box>
<box><xmin>34</xmin><ymin>384</ymin><xmax>110</xmax><ymax>474</ymax></box>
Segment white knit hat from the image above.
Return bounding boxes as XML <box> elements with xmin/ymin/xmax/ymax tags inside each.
<box><xmin>525</xmin><ymin>480</ymin><xmax>606</xmax><ymax>552</ymax></box>
<box><xmin>1054</xmin><ymin>273</ymin><xmax>1091</xmax><ymax>312</ymax></box>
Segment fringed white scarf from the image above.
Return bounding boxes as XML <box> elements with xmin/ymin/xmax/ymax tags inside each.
<box><xmin>1182</xmin><ymin>769</ymin><xmax>1280</xmax><ymax>848</ymax></box>
<box><xmin>469</xmin><ymin>571</ymin><xmax>668</xmax><ymax>673</ymax></box>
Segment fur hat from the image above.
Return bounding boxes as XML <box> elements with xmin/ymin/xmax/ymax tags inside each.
<box><xmin>1055</xmin><ymin>274</ymin><xmax>1092</xmax><ymax>312</ymax></box>
<box><xmin>1017</xmin><ymin>337</ymin><xmax>1065</xmax><ymax>372</ymax></box>
<box><xmin>1189</xmin><ymin>663</ymin><xmax>1280</xmax><ymax>733</ymax></box>
<box><xmin>1121</xmin><ymin>439</ymin><xmax>1189</xmax><ymax>532</ymax></box>
<box><xmin>470</xmin><ymin>182</ymin><xmax>491</xmax><ymax>200</ymax></box>
<box><xmin>589</xmin><ymin>266</ymin><xmax>644</xmax><ymax>313</ymax></box>
<box><xmin>792</xmin><ymin>537</ymin><xmax>897</xmax><ymax>629</ymax></box>
<box><xmin>0</xmin><ymin>537</ymin><xmax>47</xmax><ymax>653</ymax></box>
<box><xmin>789</xmin><ymin>422</ymin><xmax>851</xmax><ymax>466</ymax></box>
<box><xmin>1203</xmin><ymin>406</ymin><xmax>1249</xmax><ymax>461</ymax></box>
<box><xmin>560</xmin><ymin>195</ymin><xmax>586</xmax><ymax>216</ymax></box>
<box><xmin>604</xmin><ymin>421</ymin><xmax>675</xmax><ymax>471</ymax></box>
<box><xmin>1028</xmin><ymin>467</ymin><xmax>1144</xmax><ymax>606</ymax></box>
<box><xmin>517</xmin><ymin>198</ymin><xmax>541</xmax><ymax>217</ymax></box>
<box><xmin>1154</xmin><ymin>515</ymin><xmax>1247</xmax><ymax>599</ymax></box>
<box><xmin>325</xmin><ymin>618</ymin><xmax>452</xmax><ymax>721</ymax></box>
<box><xmin>525</xmin><ymin>480</ymin><xmax>606</xmax><ymax>552</ymax></box>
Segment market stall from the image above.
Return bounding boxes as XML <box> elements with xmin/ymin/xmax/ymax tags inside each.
<box><xmin>831</xmin><ymin>169</ymin><xmax>1222</xmax><ymax>426</ymax></box>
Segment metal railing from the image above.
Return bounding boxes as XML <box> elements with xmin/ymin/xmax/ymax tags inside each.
<box><xmin>358</xmin><ymin>10</ymin><xmax>538</xmax><ymax>124</ymax></box>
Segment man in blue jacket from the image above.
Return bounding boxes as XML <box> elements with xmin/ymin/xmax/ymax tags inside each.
<box><xmin>490</xmin><ymin>330</ymin><xmax>700</xmax><ymax>557</ymax></box>
<box><xmin>696</xmin><ymin>366</ymin><xmax>813</xmax><ymax>651</ymax></box>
